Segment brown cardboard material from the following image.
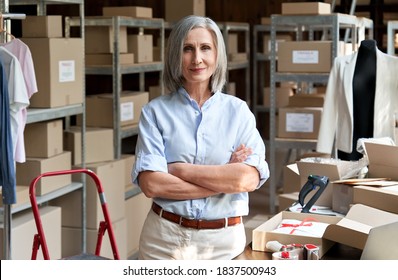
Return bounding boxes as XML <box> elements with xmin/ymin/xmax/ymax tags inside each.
<box><xmin>278</xmin><ymin>107</ymin><xmax>322</xmax><ymax>139</ymax></box>
<box><xmin>22</xmin><ymin>15</ymin><xmax>63</xmax><ymax>38</ymax></box>
<box><xmin>85</xmin><ymin>25</ymin><xmax>128</xmax><ymax>54</ymax></box>
<box><xmin>63</xmin><ymin>126</ymin><xmax>114</xmax><ymax>165</ymax></box>
<box><xmin>61</xmin><ymin>217</ymin><xmax>127</xmax><ymax>260</ymax></box>
<box><xmin>263</xmin><ymin>34</ymin><xmax>293</xmax><ymax>55</ymax></box>
<box><xmin>102</xmin><ymin>6</ymin><xmax>153</xmax><ymax>18</ymax></box>
<box><xmin>121</xmin><ymin>154</ymin><xmax>135</xmax><ymax>188</ymax></box>
<box><xmin>227</xmin><ymin>33</ymin><xmax>238</xmax><ymax>54</ymax></box>
<box><xmin>16</xmin><ymin>151</ymin><xmax>72</xmax><ymax>195</ymax></box>
<box><xmin>252</xmin><ymin>210</ymin><xmax>341</xmax><ymax>257</ymax></box>
<box><xmin>0</xmin><ymin>186</ymin><xmax>29</xmax><ymax>208</ymax></box>
<box><xmin>228</xmin><ymin>52</ymin><xmax>248</xmax><ymax>62</ymax></box>
<box><xmin>82</xmin><ymin>91</ymin><xmax>149</xmax><ymax>128</ymax></box>
<box><xmin>21</xmin><ymin>38</ymin><xmax>84</xmax><ymax>108</ymax></box>
<box><xmin>364</xmin><ymin>142</ymin><xmax>398</xmax><ymax>180</ymax></box>
<box><xmin>50</xmin><ymin>158</ymin><xmax>126</xmax><ymax>229</ymax></box>
<box><xmin>24</xmin><ymin>119</ymin><xmax>63</xmax><ymax>158</ymax></box>
<box><xmin>263</xmin><ymin>87</ymin><xmax>293</xmax><ymax>108</ymax></box>
<box><xmin>288</xmin><ymin>93</ymin><xmax>325</xmax><ymax>107</ymax></box>
<box><xmin>0</xmin><ymin>206</ymin><xmax>61</xmax><ymax>260</ymax></box>
<box><xmin>165</xmin><ymin>0</ymin><xmax>205</xmax><ymax>23</ymax></box>
<box><xmin>278</xmin><ymin>41</ymin><xmax>332</xmax><ymax>73</ymax></box>
<box><xmin>127</xmin><ymin>34</ymin><xmax>153</xmax><ymax>63</ymax></box>
<box><xmin>353</xmin><ymin>185</ymin><xmax>398</xmax><ymax>214</ymax></box>
<box><xmin>323</xmin><ymin>204</ymin><xmax>398</xmax><ymax>250</ymax></box>
<box><xmin>281</xmin><ymin>2</ymin><xmax>331</xmax><ymax>15</ymax></box>
<box><xmin>85</xmin><ymin>53</ymin><xmax>134</xmax><ymax>66</ymax></box>
<box><xmin>332</xmin><ymin>182</ymin><xmax>355</xmax><ymax>214</ymax></box>
<box><xmin>282</xmin><ymin>163</ymin><xmax>301</xmax><ymax>194</ymax></box>
<box><xmin>125</xmin><ymin>192</ymin><xmax>151</xmax><ymax>256</ymax></box>
<box><xmin>278</xmin><ymin>192</ymin><xmax>299</xmax><ymax>212</ymax></box>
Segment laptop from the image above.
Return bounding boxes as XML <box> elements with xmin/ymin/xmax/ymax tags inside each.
<box><xmin>360</xmin><ymin>221</ymin><xmax>398</xmax><ymax>260</ymax></box>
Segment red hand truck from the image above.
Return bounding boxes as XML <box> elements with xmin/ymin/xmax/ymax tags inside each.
<box><xmin>29</xmin><ymin>168</ymin><xmax>120</xmax><ymax>260</ymax></box>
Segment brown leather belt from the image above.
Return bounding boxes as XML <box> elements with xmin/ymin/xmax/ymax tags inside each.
<box><xmin>152</xmin><ymin>202</ymin><xmax>242</xmax><ymax>230</ymax></box>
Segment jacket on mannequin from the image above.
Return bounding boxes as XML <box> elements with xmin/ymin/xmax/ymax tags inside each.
<box><xmin>316</xmin><ymin>40</ymin><xmax>398</xmax><ymax>157</ymax></box>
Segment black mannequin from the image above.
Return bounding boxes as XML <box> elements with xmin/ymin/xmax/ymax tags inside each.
<box><xmin>338</xmin><ymin>39</ymin><xmax>377</xmax><ymax>161</ymax></box>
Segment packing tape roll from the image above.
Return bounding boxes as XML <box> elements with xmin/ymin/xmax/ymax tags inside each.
<box><xmin>272</xmin><ymin>251</ymin><xmax>299</xmax><ymax>260</ymax></box>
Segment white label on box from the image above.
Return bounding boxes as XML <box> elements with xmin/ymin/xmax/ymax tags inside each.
<box><xmin>59</xmin><ymin>60</ymin><xmax>75</xmax><ymax>82</ymax></box>
<box><xmin>120</xmin><ymin>102</ymin><xmax>134</xmax><ymax>122</ymax></box>
<box><xmin>286</xmin><ymin>113</ymin><xmax>314</xmax><ymax>132</ymax></box>
<box><xmin>292</xmin><ymin>50</ymin><xmax>319</xmax><ymax>64</ymax></box>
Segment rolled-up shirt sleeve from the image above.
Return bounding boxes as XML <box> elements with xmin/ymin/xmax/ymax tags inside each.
<box><xmin>132</xmin><ymin>105</ymin><xmax>168</xmax><ymax>186</ymax></box>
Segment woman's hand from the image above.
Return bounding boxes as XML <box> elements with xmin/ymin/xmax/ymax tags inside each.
<box><xmin>229</xmin><ymin>144</ymin><xmax>252</xmax><ymax>163</ymax></box>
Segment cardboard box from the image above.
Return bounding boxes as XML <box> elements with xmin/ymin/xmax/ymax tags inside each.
<box><xmin>21</xmin><ymin>38</ymin><xmax>84</xmax><ymax>108</ymax></box>
<box><xmin>323</xmin><ymin>204</ymin><xmax>398</xmax><ymax>250</ymax></box>
<box><xmin>85</xmin><ymin>25</ymin><xmax>128</xmax><ymax>54</ymax></box>
<box><xmin>227</xmin><ymin>33</ymin><xmax>238</xmax><ymax>54</ymax></box>
<box><xmin>263</xmin><ymin>87</ymin><xmax>293</xmax><ymax>108</ymax></box>
<box><xmin>0</xmin><ymin>206</ymin><xmax>61</xmax><ymax>260</ymax></box>
<box><xmin>281</xmin><ymin>2</ymin><xmax>331</xmax><ymax>15</ymax></box>
<box><xmin>102</xmin><ymin>6</ymin><xmax>153</xmax><ymax>19</ymax></box>
<box><xmin>61</xmin><ymin>217</ymin><xmax>127</xmax><ymax>260</ymax></box>
<box><xmin>278</xmin><ymin>192</ymin><xmax>299</xmax><ymax>212</ymax></box>
<box><xmin>85</xmin><ymin>53</ymin><xmax>134</xmax><ymax>66</ymax></box>
<box><xmin>288</xmin><ymin>93</ymin><xmax>325</xmax><ymax>107</ymax></box>
<box><xmin>63</xmin><ymin>126</ymin><xmax>114</xmax><ymax>165</ymax></box>
<box><xmin>277</xmin><ymin>41</ymin><xmax>332</xmax><ymax>73</ymax></box>
<box><xmin>165</xmin><ymin>0</ymin><xmax>205</xmax><ymax>23</ymax></box>
<box><xmin>278</xmin><ymin>107</ymin><xmax>322</xmax><ymax>139</ymax></box>
<box><xmin>127</xmin><ymin>34</ymin><xmax>153</xmax><ymax>63</ymax></box>
<box><xmin>0</xmin><ymin>186</ymin><xmax>29</xmax><ymax>208</ymax></box>
<box><xmin>263</xmin><ymin>34</ymin><xmax>293</xmax><ymax>55</ymax></box>
<box><xmin>252</xmin><ymin>210</ymin><xmax>341</xmax><ymax>257</ymax></box>
<box><xmin>228</xmin><ymin>52</ymin><xmax>248</xmax><ymax>62</ymax></box>
<box><xmin>50</xmin><ymin>158</ymin><xmax>126</xmax><ymax>229</ymax></box>
<box><xmin>332</xmin><ymin>182</ymin><xmax>355</xmax><ymax>214</ymax></box>
<box><xmin>283</xmin><ymin>163</ymin><xmax>301</xmax><ymax>193</ymax></box>
<box><xmin>125</xmin><ymin>192</ymin><xmax>151</xmax><ymax>256</ymax></box>
<box><xmin>121</xmin><ymin>154</ymin><xmax>135</xmax><ymax>188</ymax></box>
<box><xmin>149</xmin><ymin>85</ymin><xmax>162</xmax><ymax>100</ymax></box>
<box><xmin>22</xmin><ymin>15</ymin><xmax>63</xmax><ymax>38</ymax></box>
<box><xmin>24</xmin><ymin>119</ymin><xmax>63</xmax><ymax>158</ymax></box>
<box><xmin>353</xmin><ymin>185</ymin><xmax>398</xmax><ymax>214</ymax></box>
<box><xmin>364</xmin><ymin>142</ymin><xmax>398</xmax><ymax>180</ymax></box>
<box><xmin>83</xmin><ymin>91</ymin><xmax>149</xmax><ymax>128</ymax></box>
<box><xmin>16</xmin><ymin>151</ymin><xmax>72</xmax><ymax>195</ymax></box>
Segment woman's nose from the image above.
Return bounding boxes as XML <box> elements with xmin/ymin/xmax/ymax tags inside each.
<box><xmin>192</xmin><ymin>51</ymin><xmax>202</xmax><ymax>65</ymax></box>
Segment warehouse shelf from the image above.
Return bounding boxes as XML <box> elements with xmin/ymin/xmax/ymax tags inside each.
<box><xmin>67</xmin><ymin>15</ymin><xmax>165</xmax><ymax>160</ymax></box>
<box><xmin>266</xmin><ymin>13</ymin><xmax>374</xmax><ymax>214</ymax></box>
<box><xmin>1</xmin><ymin>0</ymin><xmax>86</xmax><ymax>260</ymax></box>
<box><xmin>387</xmin><ymin>20</ymin><xmax>398</xmax><ymax>55</ymax></box>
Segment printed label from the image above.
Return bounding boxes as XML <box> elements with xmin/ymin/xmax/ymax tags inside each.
<box><xmin>120</xmin><ymin>102</ymin><xmax>134</xmax><ymax>122</ymax></box>
<box><xmin>59</xmin><ymin>60</ymin><xmax>75</xmax><ymax>82</ymax></box>
<box><xmin>292</xmin><ymin>50</ymin><xmax>319</xmax><ymax>64</ymax></box>
<box><xmin>286</xmin><ymin>113</ymin><xmax>314</xmax><ymax>132</ymax></box>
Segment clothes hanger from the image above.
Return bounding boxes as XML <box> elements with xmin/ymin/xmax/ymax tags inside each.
<box><xmin>0</xmin><ymin>13</ymin><xmax>16</xmax><ymax>41</ymax></box>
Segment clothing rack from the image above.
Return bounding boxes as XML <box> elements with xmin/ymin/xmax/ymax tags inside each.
<box><xmin>1</xmin><ymin>11</ymin><xmax>26</xmax><ymax>260</ymax></box>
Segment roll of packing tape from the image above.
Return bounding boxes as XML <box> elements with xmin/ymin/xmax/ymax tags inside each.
<box><xmin>272</xmin><ymin>251</ymin><xmax>299</xmax><ymax>260</ymax></box>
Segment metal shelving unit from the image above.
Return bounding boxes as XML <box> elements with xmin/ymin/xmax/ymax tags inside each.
<box><xmin>267</xmin><ymin>13</ymin><xmax>373</xmax><ymax>214</ymax></box>
<box><xmin>1</xmin><ymin>0</ymin><xmax>85</xmax><ymax>260</ymax></box>
<box><xmin>387</xmin><ymin>20</ymin><xmax>398</xmax><ymax>56</ymax></box>
<box><xmin>67</xmin><ymin>16</ymin><xmax>164</xmax><ymax>160</ymax></box>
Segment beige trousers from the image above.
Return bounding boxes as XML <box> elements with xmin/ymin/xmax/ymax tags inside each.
<box><xmin>138</xmin><ymin>210</ymin><xmax>246</xmax><ymax>260</ymax></box>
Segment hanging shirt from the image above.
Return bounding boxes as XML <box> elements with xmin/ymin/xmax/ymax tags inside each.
<box><xmin>0</xmin><ymin>60</ymin><xmax>16</xmax><ymax>204</ymax></box>
<box><xmin>1</xmin><ymin>39</ymin><xmax>37</xmax><ymax>162</ymax></box>
<box><xmin>132</xmin><ymin>87</ymin><xmax>270</xmax><ymax>220</ymax></box>
<box><xmin>0</xmin><ymin>47</ymin><xmax>30</xmax><ymax>163</ymax></box>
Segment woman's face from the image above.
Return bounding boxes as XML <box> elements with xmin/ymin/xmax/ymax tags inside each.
<box><xmin>181</xmin><ymin>27</ymin><xmax>217</xmax><ymax>87</ymax></box>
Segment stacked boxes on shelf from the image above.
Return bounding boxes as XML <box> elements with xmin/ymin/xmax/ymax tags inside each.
<box><xmin>21</xmin><ymin>15</ymin><xmax>84</xmax><ymax>108</ymax></box>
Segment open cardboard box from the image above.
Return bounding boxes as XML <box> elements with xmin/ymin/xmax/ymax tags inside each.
<box><xmin>323</xmin><ymin>204</ymin><xmax>398</xmax><ymax>250</ymax></box>
<box><xmin>252</xmin><ymin>210</ymin><xmax>342</xmax><ymax>257</ymax></box>
<box><xmin>353</xmin><ymin>185</ymin><xmax>398</xmax><ymax>214</ymax></box>
<box><xmin>364</xmin><ymin>142</ymin><xmax>398</xmax><ymax>180</ymax></box>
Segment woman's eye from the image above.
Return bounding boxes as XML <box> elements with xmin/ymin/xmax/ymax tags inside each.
<box><xmin>183</xmin><ymin>46</ymin><xmax>193</xmax><ymax>52</ymax></box>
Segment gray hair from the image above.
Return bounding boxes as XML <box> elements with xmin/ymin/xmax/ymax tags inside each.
<box><xmin>163</xmin><ymin>15</ymin><xmax>227</xmax><ymax>93</ymax></box>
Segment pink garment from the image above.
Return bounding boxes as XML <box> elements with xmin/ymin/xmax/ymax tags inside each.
<box><xmin>1</xmin><ymin>39</ymin><xmax>38</xmax><ymax>163</ymax></box>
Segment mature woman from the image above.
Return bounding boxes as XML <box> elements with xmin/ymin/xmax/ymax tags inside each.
<box><xmin>132</xmin><ymin>15</ymin><xmax>269</xmax><ymax>260</ymax></box>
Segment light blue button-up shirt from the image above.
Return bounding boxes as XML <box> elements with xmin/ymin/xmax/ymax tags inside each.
<box><xmin>132</xmin><ymin>87</ymin><xmax>269</xmax><ymax>220</ymax></box>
